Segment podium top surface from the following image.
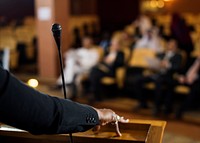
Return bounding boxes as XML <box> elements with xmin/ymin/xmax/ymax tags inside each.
<box><xmin>0</xmin><ymin>119</ymin><xmax>166</xmax><ymax>143</ymax></box>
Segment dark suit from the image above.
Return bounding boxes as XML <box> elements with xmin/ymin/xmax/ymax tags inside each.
<box><xmin>176</xmin><ymin>76</ymin><xmax>200</xmax><ymax>118</ymax></box>
<box><xmin>132</xmin><ymin>52</ymin><xmax>182</xmax><ymax>114</ymax></box>
<box><xmin>154</xmin><ymin>52</ymin><xmax>182</xmax><ymax>114</ymax></box>
<box><xmin>0</xmin><ymin>67</ymin><xmax>99</xmax><ymax>134</ymax></box>
<box><xmin>176</xmin><ymin>58</ymin><xmax>200</xmax><ymax>118</ymax></box>
<box><xmin>89</xmin><ymin>51</ymin><xmax>125</xmax><ymax>100</ymax></box>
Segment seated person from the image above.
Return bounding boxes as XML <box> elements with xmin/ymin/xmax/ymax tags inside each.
<box><xmin>153</xmin><ymin>39</ymin><xmax>182</xmax><ymax>116</ymax></box>
<box><xmin>134</xmin><ymin>29</ymin><xmax>164</xmax><ymax>53</ymax></box>
<box><xmin>55</xmin><ymin>36</ymin><xmax>99</xmax><ymax>93</ymax></box>
<box><xmin>89</xmin><ymin>37</ymin><xmax>125</xmax><ymax>101</ymax></box>
<box><xmin>132</xmin><ymin>38</ymin><xmax>182</xmax><ymax>116</ymax></box>
<box><xmin>176</xmin><ymin>56</ymin><xmax>200</xmax><ymax>119</ymax></box>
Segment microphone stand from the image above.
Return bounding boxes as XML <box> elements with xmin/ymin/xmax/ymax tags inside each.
<box><xmin>51</xmin><ymin>23</ymin><xmax>74</xmax><ymax>143</ymax></box>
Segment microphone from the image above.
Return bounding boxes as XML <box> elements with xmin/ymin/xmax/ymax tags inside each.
<box><xmin>52</xmin><ymin>23</ymin><xmax>62</xmax><ymax>50</ymax></box>
<box><xmin>51</xmin><ymin>23</ymin><xmax>67</xmax><ymax>99</ymax></box>
<box><xmin>51</xmin><ymin>23</ymin><xmax>74</xmax><ymax>143</ymax></box>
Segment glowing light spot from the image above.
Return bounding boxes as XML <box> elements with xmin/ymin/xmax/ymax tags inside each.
<box><xmin>157</xmin><ymin>0</ymin><xmax>165</xmax><ymax>8</ymax></box>
<box><xmin>150</xmin><ymin>0</ymin><xmax>157</xmax><ymax>8</ymax></box>
<box><xmin>164</xmin><ymin>0</ymin><xmax>173</xmax><ymax>2</ymax></box>
<box><xmin>27</xmin><ymin>79</ymin><xmax>39</xmax><ymax>88</ymax></box>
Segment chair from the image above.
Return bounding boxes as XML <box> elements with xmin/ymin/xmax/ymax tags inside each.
<box><xmin>0</xmin><ymin>26</ymin><xmax>14</xmax><ymax>37</ymax></box>
<box><xmin>0</xmin><ymin>36</ymin><xmax>19</xmax><ymax>69</ymax></box>
<box><xmin>128</xmin><ymin>48</ymin><xmax>156</xmax><ymax>68</ymax></box>
<box><xmin>101</xmin><ymin>47</ymin><xmax>131</xmax><ymax>89</ymax></box>
<box><xmin>24</xmin><ymin>17</ymin><xmax>35</xmax><ymax>26</ymax></box>
<box><xmin>15</xmin><ymin>25</ymin><xmax>36</xmax><ymax>60</ymax></box>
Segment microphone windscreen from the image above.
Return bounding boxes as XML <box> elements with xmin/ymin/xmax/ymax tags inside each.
<box><xmin>51</xmin><ymin>23</ymin><xmax>62</xmax><ymax>37</ymax></box>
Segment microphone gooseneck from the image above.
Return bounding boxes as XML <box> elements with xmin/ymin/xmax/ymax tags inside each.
<box><xmin>51</xmin><ymin>23</ymin><xmax>67</xmax><ymax>99</ymax></box>
<box><xmin>51</xmin><ymin>23</ymin><xmax>74</xmax><ymax>143</ymax></box>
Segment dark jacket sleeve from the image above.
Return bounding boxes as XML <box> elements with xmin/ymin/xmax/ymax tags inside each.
<box><xmin>113</xmin><ymin>51</ymin><xmax>125</xmax><ymax>68</ymax></box>
<box><xmin>168</xmin><ymin>53</ymin><xmax>182</xmax><ymax>73</ymax></box>
<box><xmin>0</xmin><ymin>67</ymin><xmax>99</xmax><ymax>135</ymax></box>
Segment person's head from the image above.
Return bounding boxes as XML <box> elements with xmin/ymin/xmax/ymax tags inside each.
<box><xmin>166</xmin><ymin>38</ymin><xmax>178</xmax><ymax>52</ymax></box>
<box><xmin>82</xmin><ymin>36</ymin><xmax>93</xmax><ymax>48</ymax></box>
<box><xmin>121</xmin><ymin>31</ymin><xmax>130</xmax><ymax>41</ymax></box>
<box><xmin>110</xmin><ymin>37</ymin><xmax>122</xmax><ymax>51</ymax></box>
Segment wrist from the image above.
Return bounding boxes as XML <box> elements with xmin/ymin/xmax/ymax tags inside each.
<box><xmin>92</xmin><ymin>107</ymin><xmax>102</xmax><ymax>120</ymax></box>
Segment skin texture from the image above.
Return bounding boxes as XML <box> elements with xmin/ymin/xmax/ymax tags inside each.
<box><xmin>93</xmin><ymin>108</ymin><xmax>129</xmax><ymax>137</ymax></box>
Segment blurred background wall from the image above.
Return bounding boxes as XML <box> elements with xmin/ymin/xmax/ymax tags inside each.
<box><xmin>0</xmin><ymin>0</ymin><xmax>35</xmax><ymax>19</ymax></box>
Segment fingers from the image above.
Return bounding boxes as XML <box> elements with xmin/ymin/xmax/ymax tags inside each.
<box><xmin>112</xmin><ymin>113</ymin><xmax>129</xmax><ymax>123</ymax></box>
<box><xmin>118</xmin><ymin>116</ymin><xmax>129</xmax><ymax>123</ymax></box>
<box><xmin>115</xmin><ymin>121</ymin><xmax>122</xmax><ymax>137</ymax></box>
<box><xmin>93</xmin><ymin>122</ymin><xmax>122</xmax><ymax>137</ymax></box>
<box><xmin>92</xmin><ymin>108</ymin><xmax>129</xmax><ymax>137</ymax></box>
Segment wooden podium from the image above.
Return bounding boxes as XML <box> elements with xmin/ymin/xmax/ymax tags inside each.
<box><xmin>0</xmin><ymin>119</ymin><xmax>166</xmax><ymax>143</ymax></box>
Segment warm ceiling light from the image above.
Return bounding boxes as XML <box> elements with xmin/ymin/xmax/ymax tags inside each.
<box><xmin>164</xmin><ymin>0</ymin><xmax>173</xmax><ymax>2</ymax></box>
<box><xmin>157</xmin><ymin>0</ymin><xmax>165</xmax><ymax>8</ymax></box>
<box><xmin>150</xmin><ymin>0</ymin><xmax>157</xmax><ymax>8</ymax></box>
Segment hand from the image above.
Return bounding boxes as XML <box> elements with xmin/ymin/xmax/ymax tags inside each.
<box><xmin>104</xmin><ymin>53</ymin><xmax>116</xmax><ymax>65</ymax></box>
<box><xmin>186</xmin><ymin>75</ymin><xmax>197</xmax><ymax>85</ymax></box>
<box><xmin>104</xmin><ymin>56</ymin><xmax>114</xmax><ymax>65</ymax></box>
<box><xmin>93</xmin><ymin>108</ymin><xmax>129</xmax><ymax>137</ymax></box>
<box><xmin>178</xmin><ymin>75</ymin><xmax>186</xmax><ymax>84</ymax></box>
<box><xmin>160</xmin><ymin>60</ymin><xmax>169</xmax><ymax>68</ymax></box>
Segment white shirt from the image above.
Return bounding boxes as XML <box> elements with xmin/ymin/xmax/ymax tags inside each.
<box><xmin>134</xmin><ymin>34</ymin><xmax>163</xmax><ymax>53</ymax></box>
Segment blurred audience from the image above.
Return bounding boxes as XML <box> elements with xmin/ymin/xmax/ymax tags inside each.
<box><xmin>134</xmin><ymin>29</ymin><xmax>164</xmax><ymax>53</ymax></box>
<box><xmin>1</xmin><ymin>12</ymin><xmax>200</xmax><ymax>119</ymax></box>
<box><xmin>134</xmin><ymin>16</ymin><xmax>164</xmax><ymax>53</ymax></box>
<box><xmin>55</xmin><ymin>36</ymin><xmax>99</xmax><ymax>94</ymax></box>
<box><xmin>170</xmin><ymin>13</ymin><xmax>194</xmax><ymax>63</ymax></box>
<box><xmin>121</xmin><ymin>31</ymin><xmax>134</xmax><ymax>49</ymax></box>
<box><xmin>133</xmin><ymin>14</ymin><xmax>152</xmax><ymax>37</ymax></box>
<box><xmin>132</xmin><ymin>38</ymin><xmax>182</xmax><ymax>116</ymax></box>
<box><xmin>176</xmin><ymin>56</ymin><xmax>200</xmax><ymax>119</ymax></box>
<box><xmin>89</xmin><ymin>37</ymin><xmax>125</xmax><ymax>101</ymax></box>
<box><xmin>152</xmin><ymin>39</ymin><xmax>182</xmax><ymax>116</ymax></box>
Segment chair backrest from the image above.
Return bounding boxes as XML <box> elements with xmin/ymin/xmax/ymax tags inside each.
<box><xmin>122</xmin><ymin>47</ymin><xmax>131</xmax><ymax>64</ymax></box>
<box><xmin>93</xmin><ymin>46</ymin><xmax>104</xmax><ymax>62</ymax></box>
<box><xmin>0</xmin><ymin>36</ymin><xmax>17</xmax><ymax>51</ymax></box>
<box><xmin>15</xmin><ymin>26</ymin><xmax>35</xmax><ymax>44</ymax></box>
<box><xmin>24</xmin><ymin>16</ymin><xmax>35</xmax><ymax>26</ymax></box>
<box><xmin>128</xmin><ymin>48</ymin><xmax>156</xmax><ymax>68</ymax></box>
<box><xmin>0</xmin><ymin>26</ymin><xmax>14</xmax><ymax>37</ymax></box>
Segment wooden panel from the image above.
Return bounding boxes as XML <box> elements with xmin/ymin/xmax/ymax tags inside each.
<box><xmin>35</xmin><ymin>0</ymin><xmax>70</xmax><ymax>78</ymax></box>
